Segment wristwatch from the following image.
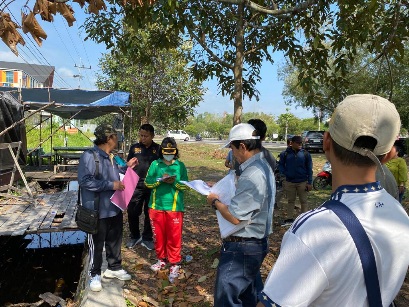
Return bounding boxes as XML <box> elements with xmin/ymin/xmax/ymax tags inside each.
<box><xmin>211</xmin><ymin>198</ymin><xmax>219</xmax><ymax>210</ymax></box>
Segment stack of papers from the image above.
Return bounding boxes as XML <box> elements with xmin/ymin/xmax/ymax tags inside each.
<box><xmin>181</xmin><ymin>172</ymin><xmax>250</xmax><ymax>238</ymax></box>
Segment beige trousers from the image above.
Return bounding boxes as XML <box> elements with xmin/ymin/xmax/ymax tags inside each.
<box><xmin>283</xmin><ymin>180</ymin><xmax>308</xmax><ymax>219</ymax></box>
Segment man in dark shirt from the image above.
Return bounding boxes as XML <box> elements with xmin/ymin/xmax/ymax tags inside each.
<box><xmin>126</xmin><ymin>124</ymin><xmax>160</xmax><ymax>250</ymax></box>
<box><xmin>278</xmin><ymin>135</ymin><xmax>313</xmax><ymax>226</ymax></box>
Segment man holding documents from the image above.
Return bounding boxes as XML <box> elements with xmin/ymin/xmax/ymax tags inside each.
<box><xmin>207</xmin><ymin>123</ymin><xmax>275</xmax><ymax>306</ymax></box>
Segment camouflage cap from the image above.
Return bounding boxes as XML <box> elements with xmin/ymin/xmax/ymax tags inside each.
<box><xmin>94</xmin><ymin>124</ymin><xmax>117</xmax><ymax>139</ymax></box>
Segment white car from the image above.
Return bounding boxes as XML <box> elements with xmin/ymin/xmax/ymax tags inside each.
<box><xmin>166</xmin><ymin>130</ymin><xmax>190</xmax><ymax>141</ymax></box>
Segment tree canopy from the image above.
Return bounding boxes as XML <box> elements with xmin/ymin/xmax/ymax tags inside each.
<box><xmin>96</xmin><ymin>24</ymin><xmax>203</xmax><ymax>134</ymax></box>
<box><xmin>280</xmin><ymin>44</ymin><xmax>409</xmax><ymax>129</ymax></box>
<box><xmin>3</xmin><ymin>1</ymin><xmax>409</xmax><ymax>128</ymax></box>
<box><xmin>82</xmin><ymin>0</ymin><xmax>409</xmax><ymax>126</ymax></box>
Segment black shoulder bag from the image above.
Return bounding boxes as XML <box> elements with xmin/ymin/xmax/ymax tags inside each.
<box><xmin>75</xmin><ymin>151</ymin><xmax>100</xmax><ymax>234</ymax></box>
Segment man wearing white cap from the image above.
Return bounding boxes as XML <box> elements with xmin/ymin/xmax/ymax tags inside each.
<box><xmin>207</xmin><ymin>123</ymin><xmax>275</xmax><ymax>306</ymax></box>
<box><xmin>258</xmin><ymin>94</ymin><xmax>409</xmax><ymax>306</ymax></box>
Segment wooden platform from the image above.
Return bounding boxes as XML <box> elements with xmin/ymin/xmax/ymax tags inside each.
<box><xmin>25</xmin><ymin>169</ymin><xmax>78</xmax><ymax>182</ymax></box>
<box><xmin>0</xmin><ymin>191</ymin><xmax>79</xmax><ymax>236</ymax></box>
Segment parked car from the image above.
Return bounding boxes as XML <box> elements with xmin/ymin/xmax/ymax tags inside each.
<box><xmin>301</xmin><ymin>130</ymin><xmax>325</xmax><ymax>152</ymax></box>
<box><xmin>166</xmin><ymin>130</ymin><xmax>190</xmax><ymax>141</ymax></box>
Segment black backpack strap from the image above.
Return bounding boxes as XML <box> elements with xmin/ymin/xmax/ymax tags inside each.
<box><xmin>322</xmin><ymin>199</ymin><xmax>383</xmax><ymax>307</ymax></box>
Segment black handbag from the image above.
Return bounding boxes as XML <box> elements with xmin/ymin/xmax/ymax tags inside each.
<box><xmin>75</xmin><ymin>151</ymin><xmax>100</xmax><ymax>234</ymax></box>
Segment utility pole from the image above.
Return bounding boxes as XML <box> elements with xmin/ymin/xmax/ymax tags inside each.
<box><xmin>73</xmin><ymin>58</ymin><xmax>91</xmax><ymax>89</ymax></box>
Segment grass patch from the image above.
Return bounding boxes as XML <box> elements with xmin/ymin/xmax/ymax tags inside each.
<box><xmin>178</xmin><ymin>143</ymin><xmax>332</xmax><ymax>211</ymax></box>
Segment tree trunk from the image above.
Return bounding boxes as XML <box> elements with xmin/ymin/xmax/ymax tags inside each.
<box><xmin>233</xmin><ymin>2</ymin><xmax>245</xmax><ymax>126</ymax></box>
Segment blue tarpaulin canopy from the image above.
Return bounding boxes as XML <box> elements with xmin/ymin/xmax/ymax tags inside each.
<box><xmin>0</xmin><ymin>87</ymin><xmax>130</xmax><ymax>119</ymax></box>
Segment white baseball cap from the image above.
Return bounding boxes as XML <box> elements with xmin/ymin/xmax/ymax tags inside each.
<box><xmin>329</xmin><ymin>94</ymin><xmax>400</xmax><ymax>156</ymax></box>
<box><xmin>223</xmin><ymin>123</ymin><xmax>260</xmax><ymax>148</ymax></box>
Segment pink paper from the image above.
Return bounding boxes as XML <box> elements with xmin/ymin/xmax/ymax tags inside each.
<box><xmin>110</xmin><ymin>168</ymin><xmax>139</xmax><ymax>211</ymax></box>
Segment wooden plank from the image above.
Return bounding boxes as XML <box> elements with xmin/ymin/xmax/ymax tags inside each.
<box><xmin>10</xmin><ymin>204</ymin><xmax>47</xmax><ymax>236</ymax></box>
<box><xmin>27</xmin><ymin>196</ymin><xmax>54</xmax><ymax>232</ymax></box>
<box><xmin>38</xmin><ymin>191</ymin><xmax>68</xmax><ymax>230</ymax></box>
<box><xmin>6</xmin><ymin>194</ymin><xmax>52</xmax><ymax>236</ymax></box>
<box><xmin>48</xmin><ymin>191</ymin><xmax>77</xmax><ymax>230</ymax></box>
<box><xmin>0</xmin><ymin>204</ymin><xmax>31</xmax><ymax>235</ymax></box>
<box><xmin>54</xmin><ymin>191</ymin><xmax>77</xmax><ymax>215</ymax></box>
<box><xmin>0</xmin><ymin>204</ymin><xmax>23</xmax><ymax>228</ymax></box>
<box><xmin>59</xmin><ymin>192</ymin><xmax>80</xmax><ymax>229</ymax></box>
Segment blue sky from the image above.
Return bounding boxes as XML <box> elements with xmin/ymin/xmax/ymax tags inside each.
<box><xmin>0</xmin><ymin>1</ymin><xmax>313</xmax><ymax>119</ymax></box>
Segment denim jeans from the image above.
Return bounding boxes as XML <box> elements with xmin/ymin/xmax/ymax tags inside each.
<box><xmin>214</xmin><ymin>237</ymin><xmax>268</xmax><ymax>306</ymax></box>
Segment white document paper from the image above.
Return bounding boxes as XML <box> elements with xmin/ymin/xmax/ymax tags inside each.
<box><xmin>184</xmin><ymin>171</ymin><xmax>250</xmax><ymax>238</ymax></box>
<box><xmin>210</xmin><ymin>171</ymin><xmax>250</xmax><ymax>238</ymax></box>
<box><xmin>180</xmin><ymin>180</ymin><xmax>211</xmax><ymax>195</ymax></box>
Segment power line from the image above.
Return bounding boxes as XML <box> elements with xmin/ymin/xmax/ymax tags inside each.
<box><xmin>4</xmin><ymin>6</ymin><xmax>72</xmax><ymax>88</ymax></box>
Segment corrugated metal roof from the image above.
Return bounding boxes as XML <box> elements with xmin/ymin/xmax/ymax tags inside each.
<box><xmin>0</xmin><ymin>87</ymin><xmax>130</xmax><ymax>119</ymax></box>
<box><xmin>0</xmin><ymin>61</ymin><xmax>54</xmax><ymax>85</ymax></box>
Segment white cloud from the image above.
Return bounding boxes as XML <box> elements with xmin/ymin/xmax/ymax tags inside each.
<box><xmin>0</xmin><ymin>50</ymin><xmax>24</xmax><ymax>63</ymax></box>
<box><xmin>57</xmin><ymin>67</ymin><xmax>75</xmax><ymax>78</ymax></box>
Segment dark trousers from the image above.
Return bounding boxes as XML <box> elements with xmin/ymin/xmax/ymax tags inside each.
<box><xmin>214</xmin><ymin>237</ymin><xmax>268</xmax><ymax>306</ymax></box>
<box><xmin>88</xmin><ymin>212</ymin><xmax>123</xmax><ymax>277</ymax></box>
<box><xmin>127</xmin><ymin>187</ymin><xmax>153</xmax><ymax>241</ymax></box>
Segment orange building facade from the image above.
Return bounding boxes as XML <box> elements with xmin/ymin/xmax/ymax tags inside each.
<box><xmin>0</xmin><ymin>61</ymin><xmax>54</xmax><ymax>88</ymax></box>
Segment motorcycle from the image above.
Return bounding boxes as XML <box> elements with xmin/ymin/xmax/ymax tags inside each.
<box><xmin>313</xmin><ymin>161</ymin><xmax>332</xmax><ymax>190</ymax></box>
<box><xmin>195</xmin><ymin>133</ymin><xmax>203</xmax><ymax>141</ymax></box>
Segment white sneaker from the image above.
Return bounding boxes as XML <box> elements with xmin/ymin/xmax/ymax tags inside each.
<box><xmin>103</xmin><ymin>269</ymin><xmax>131</xmax><ymax>281</ymax></box>
<box><xmin>90</xmin><ymin>274</ymin><xmax>102</xmax><ymax>292</ymax></box>
<box><xmin>150</xmin><ymin>259</ymin><xmax>166</xmax><ymax>272</ymax></box>
<box><xmin>169</xmin><ymin>265</ymin><xmax>180</xmax><ymax>283</ymax></box>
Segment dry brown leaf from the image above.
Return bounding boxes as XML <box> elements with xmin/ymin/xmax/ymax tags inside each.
<box><xmin>135</xmin><ymin>263</ymin><xmax>143</xmax><ymax>270</ymax></box>
<box><xmin>142</xmin><ymin>295</ymin><xmax>159</xmax><ymax>307</ymax></box>
<box><xmin>163</xmin><ymin>285</ymin><xmax>176</xmax><ymax>292</ymax></box>
<box><xmin>56</xmin><ymin>3</ymin><xmax>76</xmax><ymax>26</ymax></box>
<box><xmin>195</xmin><ymin>285</ymin><xmax>207</xmax><ymax>296</ymax></box>
<box><xmin>207</xmin><ymin>271</ymin><xmax>215</xmax><ymax>277</ymax></box>
<box><xmin>88</xmin><ymin>0</ymin><xmax>107</xmax><ymax>15</ymax></box>
<box><xmin>73</xmin><ymin>0</ymin><xmax>87</xmax><ymax>8</ymax></box>
<box><xmin>0</xmin><ymin>12</ymin><xmax>25</xmax><ymax>55</ymax></box>
<box><xmin>33</xmin><ymin>0</ymin><xmax>55</xmax><ymax>22</ymax></box>
<box><xmin>176</xmin><ymin>291</ymin><xmax>184</xmax><ymax>298</ymax></box>
<box><xmin>186</xmin><ymin>295</ymin><xmax>204</xmax><ymax>303</ymax></box>
<box><xmin>157</xmin><ymin>269</ymin><xmax>168</xmax><ymax>280</ymax></box>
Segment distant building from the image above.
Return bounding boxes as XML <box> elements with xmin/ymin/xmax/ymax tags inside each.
<box><xmin>0</xmin><ymin>61</ymin><xmax>54</xmax><ymax>88</ymax></box>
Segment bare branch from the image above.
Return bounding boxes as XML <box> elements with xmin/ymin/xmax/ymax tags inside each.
<box><xmin>187</xmin><ymin>27</ymin><xmax>234</xmax><ymax>70</ymax></box>
<box><xmin>215</xmin><ymin>0</ymin><xmax>320</xmax><ymax>16</ymax></box>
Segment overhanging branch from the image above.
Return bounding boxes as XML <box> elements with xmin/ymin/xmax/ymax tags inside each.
<box><xmin>187</xmin><ymin>27</ymin><xmax>234</xmax><ymax>70</ymax></box>
<box><xmin>215</xmin><ymin>0</ymin><xmax>320</xmax><ymax>16</ymax></box>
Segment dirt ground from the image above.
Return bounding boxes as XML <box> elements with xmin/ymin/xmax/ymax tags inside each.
<box><xmin>119</xmin><ymin>200</ymin><xmax>409</xmax><ymax>307</ymax></box>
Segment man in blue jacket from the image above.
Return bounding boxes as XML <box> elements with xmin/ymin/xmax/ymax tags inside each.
<box><xmin>278</xmin><ymin>135</ymin><xmax>313</xmax><ymax>226</ymax></box>
<box><xmin>78</xmin><ymin>124</ymin><xmax>137</xmax><ymax>292</ymax></box>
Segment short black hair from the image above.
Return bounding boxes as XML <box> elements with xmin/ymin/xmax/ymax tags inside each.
<box><xmin>247</xmin><ymin>119</ymin><xmax>267</xmax><ymax>139</ymax></box>
<box><xmin>140</xmin><ymin>124</ymin><xmax>154</xmax><ymax>135</ymax></box>
<box><xmin>230</xmin><ymin>139</ymin><xmax>261</xmax><ymax>151</ymax></box>
<box><xmin>332</xmin><ymin>136</ymin><xmax>385</xmax><ymax>167</ymax></box>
